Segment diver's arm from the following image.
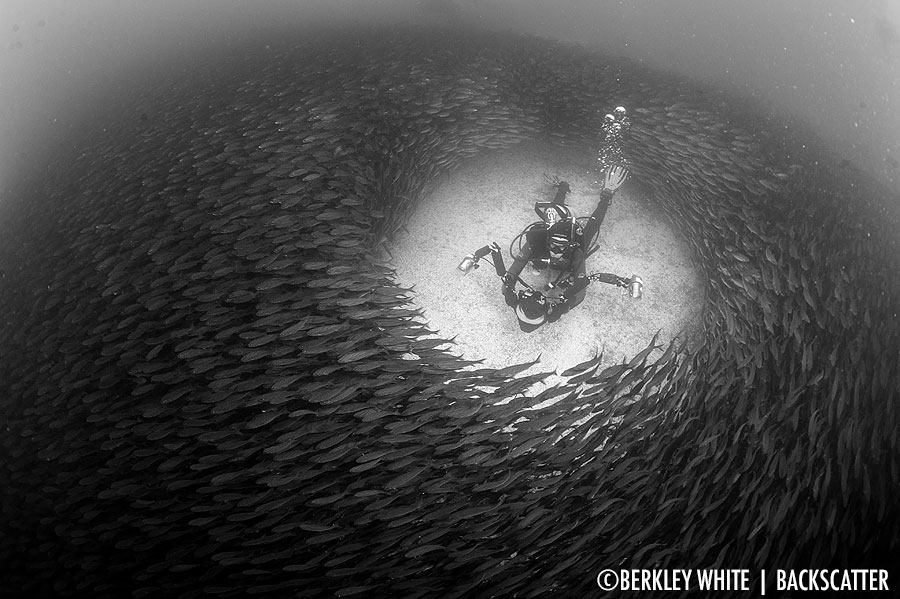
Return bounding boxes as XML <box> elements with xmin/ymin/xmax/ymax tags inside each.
<box><xmin>503</xmin><ymin>240</ymin><xmax>531</xmax><ymax>291</ymax></box>
<box><xmin>582</xmin><ymin>192</ymin><xmax>612</xmax><ymax>244</ymax></box>
<box><xmin>558</xmin><ymin>248</ymin><xmax>588</xmax><ymax>304</ymax></box>
<box><xmin>584</xmin><ymin>165</ymin><xmax>629</xmax><ymax>242</ymax></box>
<box><xmin>592</xmin><ymin>273</ymin><xmax>631</xmax><ymax>288</ymax></box>
<box><xmin>561</xmin><ymin>275</ymin><xmax>590</xmax><ymax>304</ymax></box>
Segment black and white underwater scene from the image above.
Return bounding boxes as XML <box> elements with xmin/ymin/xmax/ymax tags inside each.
<box><xmin>1</xmin><ymin>0</ymin><xmax>899</xmax><ymax>597</ymax></box>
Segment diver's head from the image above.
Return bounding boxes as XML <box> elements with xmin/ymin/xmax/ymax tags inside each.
<box><xmin>547</xmin><ymin>221</ymin><xmax>577</xmax><ymax>255</ymax></box>
<box><xmin>614</xmin><ymin>106</ymin><xmax>627</xmax><ymax>118</ymax></box>
<box><xmin>548</xmin><ymin>232</ymin><xmax>569</xmax><ymax>255</ymax></box>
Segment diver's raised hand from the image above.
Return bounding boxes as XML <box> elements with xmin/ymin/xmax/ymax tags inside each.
<box><xmin>603</xmin><ymin>165</ymin><xmax>629</xmax><ymax>192</ymax></box>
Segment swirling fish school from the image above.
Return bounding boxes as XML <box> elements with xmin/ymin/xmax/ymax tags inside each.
<box><xmin>0</xmin><ymin>25</ymin><xmax>897</xmax><ymax>599</ymax></box>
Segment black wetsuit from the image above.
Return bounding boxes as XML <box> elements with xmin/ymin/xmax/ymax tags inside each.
<box><xmin>504</xmin><ymin>188</ymin><xmax>615</xmax><ymax>313</ymax></box>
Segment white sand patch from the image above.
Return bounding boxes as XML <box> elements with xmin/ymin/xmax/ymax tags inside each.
<box><xmin>392</xmin><ymin>140</ymin><xmax>704</xmax><ymax>391</ymax></box>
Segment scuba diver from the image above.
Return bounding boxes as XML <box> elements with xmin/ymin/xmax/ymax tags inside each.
<box><xmin>458</xmin><ymin>105</ymin><xmax>641</xmax><ymax>331</ymax></box>
<box><xmin>458</xmin><ymin>165</ymin><xmax>642</xmax><ymax>331</ymax></box>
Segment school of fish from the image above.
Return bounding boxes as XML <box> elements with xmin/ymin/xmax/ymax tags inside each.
<box><xmin>0</xmin><ymin>28</ymin><xmax>898</xmax><ymax>598</ymax></box>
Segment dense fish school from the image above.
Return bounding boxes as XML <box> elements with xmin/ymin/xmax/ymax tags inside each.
<box><xmin>0</xmin><ymin>28</ymin><xmax>898</xmax><ymax>598</ymax></box>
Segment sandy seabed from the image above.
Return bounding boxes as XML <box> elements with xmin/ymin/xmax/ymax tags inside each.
<box><xmin>392</xmin><ymin>140</ymin><xmax>705</xmax><ymax>390</ymax></box>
